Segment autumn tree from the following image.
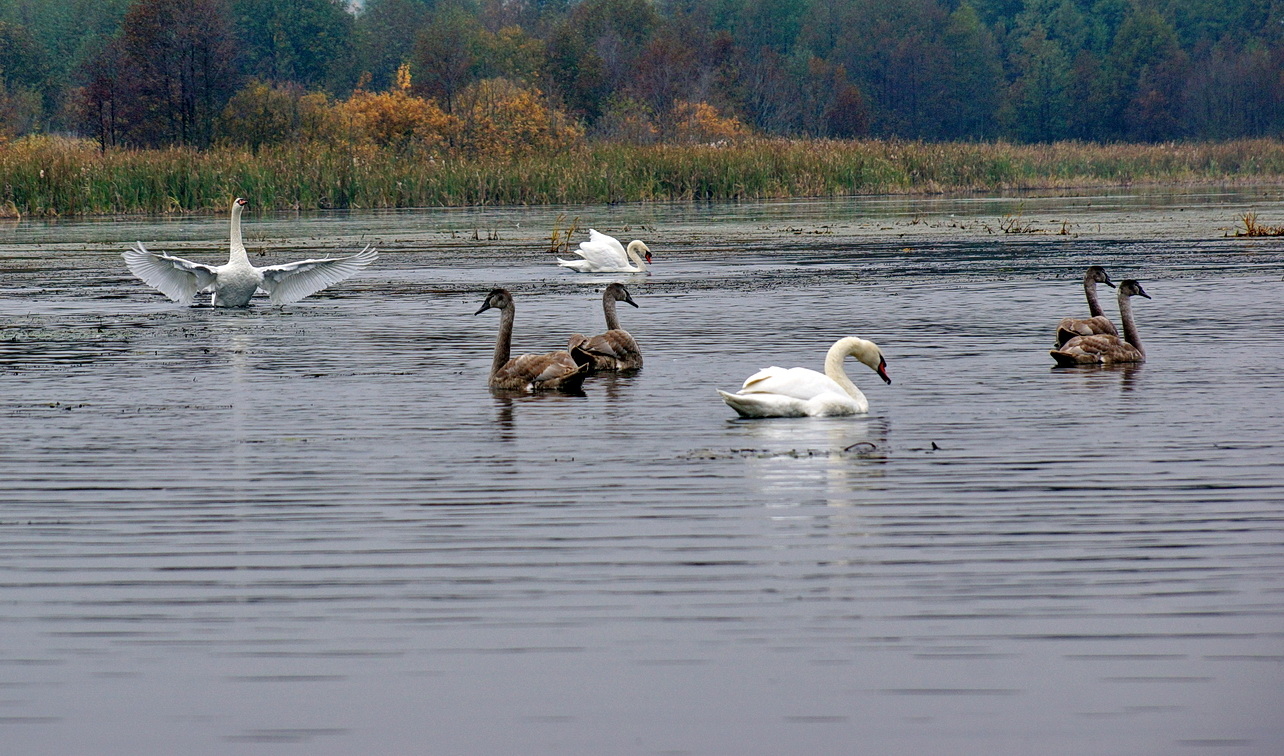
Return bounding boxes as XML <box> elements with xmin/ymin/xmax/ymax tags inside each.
<box><xmin>340</xmin><ymin>64</ymin><xmax>459</xmax><ymax>151</ymax></box>
<box><xmin>667</xmin><ymin>100</ymin><xmax>748</xmax><ymax>144</ymax></box>
<box><xmin>452</xmin><ymin>77</ymin><xmax>582</xmax><ymax>156</ymax></box>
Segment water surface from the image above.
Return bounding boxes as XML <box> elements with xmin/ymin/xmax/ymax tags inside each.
<box><xmin>2</xmin><ymin>189</ymin><xmax>1283</xmax><ymax>754</ymax></box>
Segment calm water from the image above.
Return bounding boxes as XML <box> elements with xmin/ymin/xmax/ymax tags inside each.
<box><xmin>1</xmin><ymin>189</ymin><xmax>1283</xmax><ymax>755</ymax></box>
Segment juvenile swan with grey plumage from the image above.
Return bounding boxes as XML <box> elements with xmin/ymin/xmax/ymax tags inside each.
<box><xmin>718</xmin><ymin>337</ymin><xmax>891</xmax><ymax>418</ymax></box>
<box><xmin>123</xmin><ymin>198</ymin><xmax>377</xmax><ymax>307</ymax></box>
<box><xmin>1055</xmin><ymin>265</ymin><xmax>1119</xmax><ymax>346</ymax></box>
<box><xmin>1050</xmin><ymin>279</ymin><xmax>1150</xmax><ymax>365</ymax></box>
<box><xmin>475</xmin><ymin>288</ymin><xmax>592</xmax><ymax>392</ymax></box>
<box><xmin>567</xmin><ymin>283</ymin><xmax>643</xmax><ymax>371</ymax></box>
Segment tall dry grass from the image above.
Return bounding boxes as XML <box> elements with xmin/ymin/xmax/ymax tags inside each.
<box><xmin>3</xmin><ymin>136</ymin><xmax>1284</xmax><ymax>217</ymax></box>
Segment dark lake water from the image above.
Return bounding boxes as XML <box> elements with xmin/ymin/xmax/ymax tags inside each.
<box><xmin>2</xmin><ymin>189</ymin><xmax>1283</xmax><ymax>754</ymax></box>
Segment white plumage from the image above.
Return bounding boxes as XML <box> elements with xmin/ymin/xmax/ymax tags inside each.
<box><xmin>556</xmin><ymin>229</ymin><xmax>652</xmax><ymax>273</ymax></box>
<box><xmin>122</xmin><ymin>197</ymin><xmax>377</xmax><ymax>307</ymax></box>
<box><xmin>718</xmin><ymin>337</ymin><xmax>891</xmax><ymax>418</ymax></box>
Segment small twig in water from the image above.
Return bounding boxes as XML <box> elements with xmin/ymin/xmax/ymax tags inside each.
<box><xmin>843</xmin><ymin>441</ymin><xmax>878</xmax><ymax>453</ymax></box>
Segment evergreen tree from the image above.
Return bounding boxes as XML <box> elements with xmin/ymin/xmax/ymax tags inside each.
<box><xmin>232</xmin><ymin>0</ymin><xmax>356</xmax><ymax>94</ymax></box>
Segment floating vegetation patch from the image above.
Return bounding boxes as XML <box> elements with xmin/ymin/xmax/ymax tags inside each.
<box><xmin>1231</xmin><ymin>212</ymin><xmax>1284</xmax><ymax>237</ymax></box>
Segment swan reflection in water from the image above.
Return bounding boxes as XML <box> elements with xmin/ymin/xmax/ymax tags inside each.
<box><xmin>489</xmin><ymin>389</ymin><xmax>587</xmax><ymax>442</ymax></box>
<box><xmin>734</xmin><ymin>417</ymin><xmax>890</xmax><ymax>509</ymax></box>
<box><xmin>1051</xmin><ymin>361</ymin><xmax>1144</xmax><ymax>393</ymax></box>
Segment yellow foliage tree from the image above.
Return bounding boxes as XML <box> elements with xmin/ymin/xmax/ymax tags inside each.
<box><xmin>453</xmin><ymin>77</ymin><xmax>583</xmax><ymax>158</ymax></box>
<box><xmin>336</xmin><ymin>64</ymin><xmax>460</xmax><ymax>151</ymax></box>
<box><xmin>668</xmin><ymin>101</ymin><xmax>750</xmax><ymax>144</ymax></box>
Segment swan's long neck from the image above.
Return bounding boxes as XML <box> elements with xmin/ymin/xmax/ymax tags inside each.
<box><xmin>1118</xmin><ymin>293</ymin><xmax>1143</xmax><ymax>356</ymax></box>
<box><xmin>1084</xmin><ymin>277</ymin><xmax>1105</xmax><ymax>317</ymax></box>
<box><xmin>603</xmin><ymin>294</ymin><xmax>621</xmax><ymax>330</ymax></box>
<box><xmin>626</xmin><ymin>242</ymin><xmax>648</xmax><ymax>272</ymax></box>
<box><xmin>229</xmin><ymin>205</ymin><xmax>249</xmax><ymax>265</ymax></box>
<box><xmin>823</xmin><ymin>341</ymin><xmax>867</xmax><ymax>404</ymax></box>
<box><xmin>492</xmin><ymin>304</ymin><xmax>515</xmax><ymax>377</ymax></box>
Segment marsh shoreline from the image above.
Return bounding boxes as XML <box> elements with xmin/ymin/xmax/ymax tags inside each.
<box><xmin>5</xmin><ymin>137</ymin><xmax>1284</xmax><ymax>218</ymax></box>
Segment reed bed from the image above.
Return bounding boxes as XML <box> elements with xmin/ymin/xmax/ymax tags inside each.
<box><xmin>3</xmin><ymin>136</ymin><xmax>1284</xmax><ymax>217</ymax></box>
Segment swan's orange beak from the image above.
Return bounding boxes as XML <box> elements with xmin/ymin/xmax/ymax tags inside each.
<box><xmin>876</xmin><ymin>357</ymin><xmax>891</xmax><ymax>384</ymax></box>
<box><xmin>644</xmin><ymin>251</ymin><xmax>653</xmax><ymax>263</ymax></box>
<box><xmin>236</xmin><ymin>198</ymin><xmax>248</xmax><ymax>207</ymax></box>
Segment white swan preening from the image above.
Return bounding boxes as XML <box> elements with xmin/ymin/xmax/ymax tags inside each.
<box><xmin>1055</xmin><ymin>265</ymin><xmax>1119</xmax><ymax>346</ymax></box>
<box><xmin>475</xmin><ymin>288</ymin><xmax>592</xmax><ymax>392</ymax></box>
<box><xmin>1050</xmin><ymin>279</ymin><xmax>1150</xmax><ymax>366</ymax></box>
<box><xmin>123</xmin><ymin>197</ymin><xmax>377</xmax><ymax>307</ymax></box>
<box><xmin>568</xmin><ymin>283</ymin><xmax>643</xmax><ymax>371</ymax></box>
<box><xmin>718</xmin><ymin>337</ymin><xmax>891</xmax><ymax>418</ymax></box>
<box><xmin>556</xmin><ymin>229</ymin><xmax>652</xmax><ymax>273</ymax></box>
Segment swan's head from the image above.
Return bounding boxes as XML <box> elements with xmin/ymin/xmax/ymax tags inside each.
<box><xmin>832</xmin><ymin>337</ymin><xmax>891</xmax><ymax>384</ymax></box>
<box><xmin>233</xmin><ymin>197</ymin><xmax>248</xmax><ymax>212</ymax></box>
<box><xmin>1119</xmin><ymin>279</ymin><xmax>1150</xmax><ymax>299</ymax></box>
<box><xmin>1086</xmin><ymin>265</ymin><xmax>1114</xmax><ymax>287</ymax></box>
<box><xmin>475</xmin><ymin>288</ymin><xmax>513</xmax><ymax>315</ymax></box>
<box><xmin>629</xmin><ymin>240</ymin><xmax>653</xmax><ymax>264</ymax></box>
<box><xmin>606</xmin><ymin>282</ymin><xmax>638</xmax><ymax>307</ymax></box>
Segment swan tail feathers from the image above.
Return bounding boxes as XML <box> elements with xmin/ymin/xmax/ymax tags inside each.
<box><xmin>568</xmin><ymin>342</ymin><xmax>595</xmax><ymax>369</ymax></box>
<box><xmin>534</xmin><ymin>358</ymin><xmax>591</xmax><ymax>392</ymax></box>
<box><xmin>718</xmin><ymin>390</ymin><xmax>806</xmax><ymax>418</ymax></box>
<box><xmin>1054</xmin><ymin>326</ymin><xmax>1081</xmax><ymax>347</ymax></box>
<box><xmin>1049</xmin><ymin>347</ymin><xmax>1100</xmax><ymax>366</ymax></box>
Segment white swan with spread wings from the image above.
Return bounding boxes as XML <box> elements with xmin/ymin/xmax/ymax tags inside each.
<box><xmin>123</xmin><ymin>198</ymin><xmax>377</xmax><ymax>307</ymax></box>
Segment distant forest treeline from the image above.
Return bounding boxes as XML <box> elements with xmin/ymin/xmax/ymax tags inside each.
<box><xmin>0</xmin><ymin>0</ymin><xmax>1281</xmax><ymax>150</ymax></box>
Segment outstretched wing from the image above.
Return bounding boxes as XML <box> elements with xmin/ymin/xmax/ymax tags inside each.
<box><xmin>122</xmin><ymin>242</ymin><xmax>218</xmax><ymax>305</ymax></box>
<box><xmin>258</xmin><ymin>245</ymin><xmax>377</xmax><ymax>305</ymax></box>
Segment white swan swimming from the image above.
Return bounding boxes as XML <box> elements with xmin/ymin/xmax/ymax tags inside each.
<box><xmin>1051</xmin><ymin>279</ymin><xmax>1150</xmax><ymax>365</ymax></box>
<box><xmin>122</xmin><ymin>197</ymin><xmax>377</xmax><ymax>307</ymax></box>
<box><xmin>556</xmin><ymin>229</ymin><xmax>652</xmax><ymax>273</ymax></box>
<box><xmin>718</xmin><ymin>337</ymin><xmax>891</xmax><ymax>418</ymax></box>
